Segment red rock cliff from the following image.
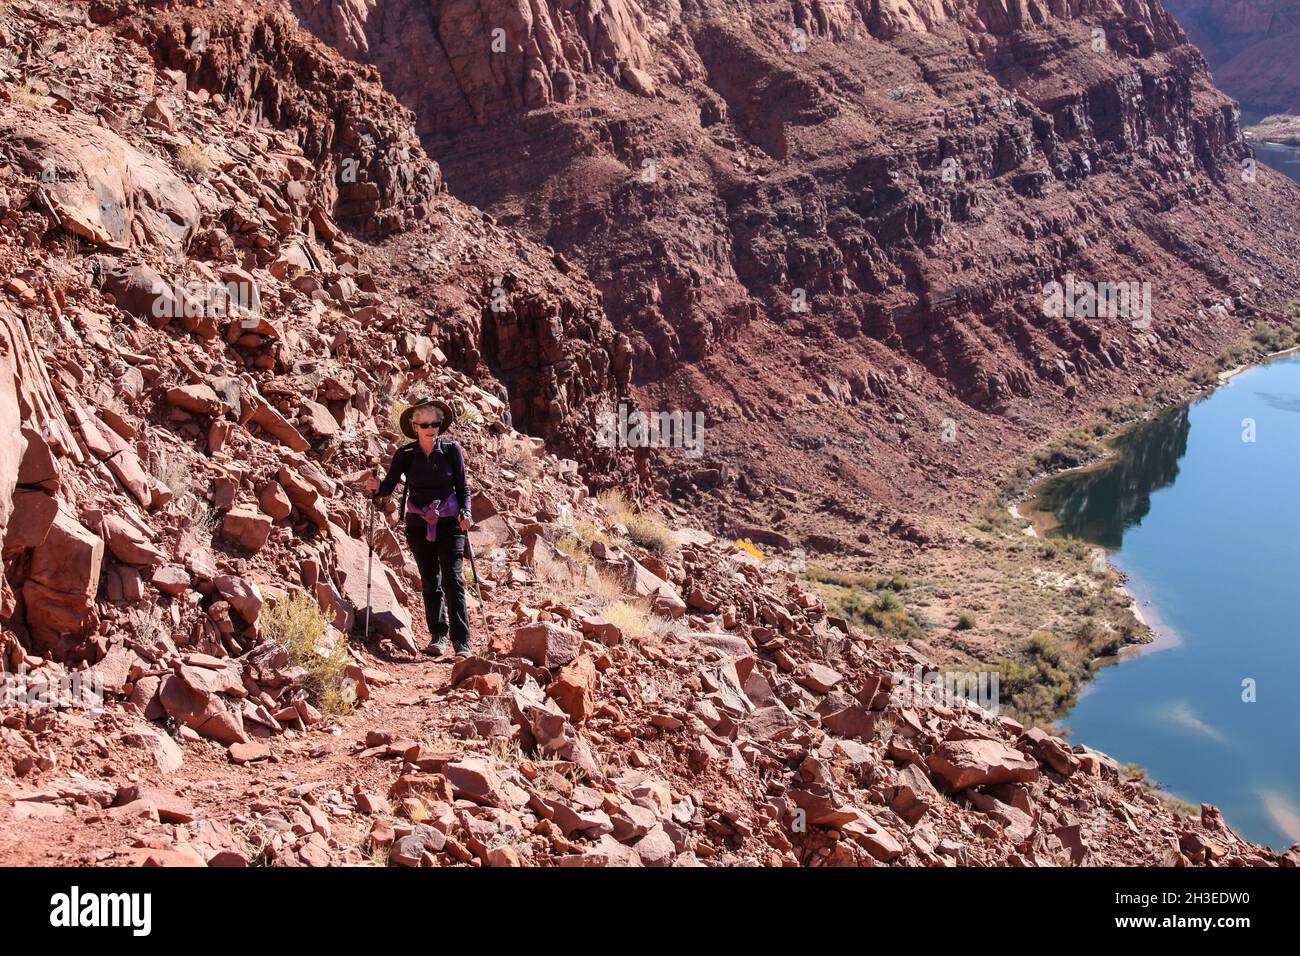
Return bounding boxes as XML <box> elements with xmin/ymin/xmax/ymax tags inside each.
<box><xmin>291</xmin><ymin>0</ymin><xmax>1300</xmax><ymax>532</ymax></box>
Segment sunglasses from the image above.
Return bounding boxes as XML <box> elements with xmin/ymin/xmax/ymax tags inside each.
<box><xmin>414</xmin><ymin>421</ymin><xmax>441</xmax><ymax>430</ymax></box>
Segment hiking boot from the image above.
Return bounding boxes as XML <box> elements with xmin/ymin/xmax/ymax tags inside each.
<box><xmin>424</xmin><ymin>640</ymin><xmax>448</xmax><ymax>658</ymax></box>
<box><xmin>454</xmin><ymin>646</ymin><xmax>471</xmax><ymax>659</ymax></box>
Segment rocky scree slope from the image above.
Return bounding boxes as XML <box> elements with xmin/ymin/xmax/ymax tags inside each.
<box><xmin>0</xmin><ymin>0</ymin><xmax>1293</xmax><ymax>868</ymax></box>
<box><xmin>294</xmin><ymin>0</ymin><xmax>1300</xmax><ymax>546</ymax></box>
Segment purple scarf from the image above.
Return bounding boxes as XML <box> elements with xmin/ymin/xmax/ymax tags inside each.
<box><xmin>406</xmin><ymin>495</ymin><xmax>460</xmax><ymax>541</ymax></box>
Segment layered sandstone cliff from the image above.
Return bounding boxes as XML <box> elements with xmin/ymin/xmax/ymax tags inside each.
<box><xmin>291</xmin><ymin>0</ymin><xmax>1300</xmax><ymax>548</ymax></box>
<box><xmin>2</xmin><ymin>0</ymin><xmax>1294</xmax><ymax>868</ymax></box>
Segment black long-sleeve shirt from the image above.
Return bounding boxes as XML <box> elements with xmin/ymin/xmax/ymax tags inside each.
<box><xmin>375</xmin><ymin>439</ymin><xmax>471</xmax><ymax>514</ymax></box>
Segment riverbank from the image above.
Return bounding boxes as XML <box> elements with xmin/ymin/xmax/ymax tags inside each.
<box><xmin>1000</xmin><ymin>325</ymin><xmax>1300</xmax><ymax>512</ymax></box>
<box><xmin>801</xmin><ymin>309</ymin><xmax>1299</xmax><ymax>725</ymax></box>
<box><xmin>1245</xmin><ymin>114</ymin><xmax>1300</xmax><ymax>147</ymax></box>
<box><xmin>1025</xmin><ymin>350</ymin><xmax>1300</xmax><ymax>847</ymax></box>
<box><xmin>1217</xmin><ymin>343</ymin><xmax>1300</xmax><ymax>383</ymax></box>
<box><xmin>850</xmin><ymin>310</ymin><xmax>1300</xmax><ymax>722</ymax></box>
<box><xmin>1014</xmin><ymin>338</ymin><xmax>1300</xmax><ymax>639</ymax></box>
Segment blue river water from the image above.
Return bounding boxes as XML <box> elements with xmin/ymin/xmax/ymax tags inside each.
<box><xmin>1032</xmin><ymin>354</ymin><xmax>1300</xmax><ymax>849</ymax></box>
<box><xmin>1256</xmin><ymin>141</ymin><xmax>1300</xmax><ymax>186</ymax></box>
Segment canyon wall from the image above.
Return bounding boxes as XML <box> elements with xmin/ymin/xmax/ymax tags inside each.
<box><xmin>0</xmin><ymin>0</ymin><xmax>1295</xmax><ymax>869</ymax></box>
<box><xmin>292</xmin><ymin>0</ymin><xmax>1300</xmax><ymax>543</ymax></box>
<box><xmin>1166</xmin><ymin>0</ymin><xmax>1300</xmax><ymax>117</ymax></box>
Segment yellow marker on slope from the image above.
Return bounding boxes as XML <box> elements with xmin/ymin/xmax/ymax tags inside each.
<box><xmin>734</xmin><ymin>538</ymin><xmax>765</xmax><ymax>561</ymax></box>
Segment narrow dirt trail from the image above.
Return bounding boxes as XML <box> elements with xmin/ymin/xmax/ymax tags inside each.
<box><xmin>0</xmin><ymin>596</ymin><xmax>512</xmax><ymax>866</ymax></box>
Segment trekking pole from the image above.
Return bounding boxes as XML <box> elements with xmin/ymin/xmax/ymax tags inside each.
<box><xmin>364</xmin><ymin>466</ymin><xmax>377</xmax><ymax>641</ymax></box>
<box><xmin>465</xmin><ymin>534</ymin><xmax>486</xmax><ymax>637</ymax></box>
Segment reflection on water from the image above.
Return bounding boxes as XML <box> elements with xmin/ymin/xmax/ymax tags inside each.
<box><xmin>1033</xmin><ymin>406</ymin><xmax>1190</xmax><ymax>549</ymax></box>
<box><xmin>1254</xmin><ymin>390</ymin><xmax>1300</xmax><ymax>413</ymax></box>
<box><xmin>1027</xmin><ymin>354</ymin><xmax>1300</xmax><ymax>849</ymax></box>
<box><xmin>1255</xmin><ymin>141</ymin><xmax>1300</xmax><ymax>186</ymax></box>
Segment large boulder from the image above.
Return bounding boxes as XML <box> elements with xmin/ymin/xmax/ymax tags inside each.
<box><xmin>0</xmin><ymin>113</ymin><xmax>199</xmax><ymax>254</ymax></box>
<box><xmin>327</xmin><ymin>523</ymin><xmax>416</xmax><ymax>653</ymax></box>
<box><xmin>278</xmin><ymin>466</ymin><xmax>328</xmax><ymax>527</ymax></box>
<box><xmin>622</xmin><ymin>555</ymin><xmax>685</xmax><ymax>618</ymax></box>
<box><xmin>62</xmin><ymin>392</ymin><xmax>157</xmax><ymax>508</ymax></box>
<box><xmin>21</xmin><ymin>506</ymin><xmax>104</xmax><ymax>651</ymax></box>
<box><xmin>243</xmin><ymin>396</ymin><xmax>310</xmax><ymax>453</ymax></box>
<box><xmin>213</xmin><ymin>575</ymin><xmax>264</xmax><ymax>626</ymax></box>
<box><xmin>159</xmin><ymin>671</ymin><xmax>248</xmax><ymax>745</ymax></box>
<box><xmin>925</xmin><ymin>739</ymin><xmax>1040</xmax><ymax>792</ymax></box>
<box><xmin>0</xmin><ymin>349</ymin><xmax>24</xmax><ymax>614</ymax></box>
<box><xmin>0</xmin><ymin>304</ymin><xmax>76</xmax><ymax>617</ymax></box>
<box><xmin>3</xmin><ymin>489</ymin><xmax>59</xmax><ymax>553</ymax></box>
<box><xmin>220</xmin><ymin>504</ymin><xmax>273</xmax><ymax>552</ymax></box>
<box><xmin>101</xmin><ymin>513</ymin><xmax>167</xmax><ymax>568</ymax></box>
<box><xmin>510</xmin><ymin>621</ymin><xmax>582</xmax><ymax>669</ymax></box>
<box><xmin>547</xmin><ymin>654</ymin><xmax>597</xmax><ymax>722</ymax></box>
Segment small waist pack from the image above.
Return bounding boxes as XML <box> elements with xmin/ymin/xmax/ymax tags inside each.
<box><xmin>406</xmin><ymin>495</ymin><xmax>460</xmax><ymax>542</ymax></box>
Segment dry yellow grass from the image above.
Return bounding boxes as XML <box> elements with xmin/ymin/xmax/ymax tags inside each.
<box><xmin>586</xmin><ymin>566</ymin><xmax>626</xmax><ymax>606</ymax></box>
<box><xmin>8</xmin><ymin>84</ymin><xmax>47</xmax><ymax>108</ymax></box>
<box><xmin>596</xmin><ymin>490</ymin><xmax>678</xmax><ymax>556</ymax></box>
<box><xmin>260</xmin><ymin>591</ymin><xmax>354</xmax><ymax>716</ymax></box>
<box><xmin>553</xmin><ymin>533</ymin><xmax>585</xmax><ymax>561</ymax></box>
<box><xmin>176</xmin><ymin>142</ymin><xmax>214</xmax><ymax>178</ymax></box>
<box><xmin>596</xmin><ymin>489</ymin><xmax>634</xmax><ymax>521</ymax></box>
<box><xmin>573</xmin><ymin>520</ymin><xmax>604</xmax><ymax>548</ymax></box>
<box><xmin>499</xmin><ymin>435</ymin><xmax>542</xmax><ymax>478</ymax></box>
<box><xmin>600</xmin><ymin>599</ymin><xmax>649</xmax><ymax>638</ymax></box>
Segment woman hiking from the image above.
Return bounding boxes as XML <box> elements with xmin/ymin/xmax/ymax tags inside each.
<box><xmin>365</xmin><ymin>397</ymin><xmax>475</xmax><ymax>658</ymax></box>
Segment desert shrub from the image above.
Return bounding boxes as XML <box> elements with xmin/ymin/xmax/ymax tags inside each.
<box><xmin>261</xmin><ymin>591</ymin><xmax>354</xmax><ymax>716</ymax></box>
<box><xmin>624</xmin><ymin>512</ymin><xmax>678</xmax><ymax>557</ymax></box>
<box><xmin>805</xmin><ymin>564</ymin><xmax>875</xmax><ymax>588</ymax></box>
<box><xmin>1076</xmin><ymin>617</ymin><xmax>1121</xmax><ymax>656</ymax></box>
<box><xmin>573</xmin><ymin>520</ymin><xmax>605</xmax><ymax>549</ymax></box>
<box><xmin>176</xmin><ymin>142</ymin><xmax>214</xmax><ymax>179</ymax></box>
<box><xmin>876</xmin><ymin>591</ymin><xmax>903</xmax><ymax>614</ymax></box>
<box><xmin>1251</xmin><ymin>320</ymin><xmax>1299</xmax><ymax>353</ymax></box>
<box><xmin>956</xmin><ymin>611</ymin><xmax>976</xmax><ymax>631</ymax></box>
<box><xmin>1026</xmin><ymin>630</ymin><xmax>1063</xmax><ymax>665</ymax></box>
<box><xmin>553</xmin><ymin>534</ymin><xmax>585</xmax><ymax>561</ymax></box>
<box><xmin>993</xmin><ymin>630</ymin><xmax>1079</xmax><ymax>722</ymax></box>
<box><xmin>151</xmin><ymin>446</ymin><xmax>193</xmax><ymax>500</ymax></box>
<box><xmin>588</xmin><ymin>567</ymin><xmax>626</xmax><ymax>606</ymax></box>
<box><xmin>499</xmin><ymin>436</ymin><xmax>541</xmax><ymax>478</ymax></box>
<box><xmin>9</xmin><ymin>84</ymin><xmax>46</xmax><ymax>108</ymax></box>
<box><xmin>454</xmin><ymin>398</ymin><xmax>482</xmax><ymax>425</ymax></box>
<box><xmin>389</xmin><ymin>400</ymin><xmax>407</xmax><ymax>434</ymax></box>
<box><xmin>597</xmin><ymin>490</ymin><xmax>678</xmax><ymax>556</ymax></box>
<box><xmin>596</xmin><ymin>489</ymin><xmax>634</xmax><ymax>522</ymax></box>
<box><xmin>814</xmin><ymin>581</ymin><xmax>923</xmax><ymax>641</ymax></box>
<box><xmin>126</xmin><ymin>607</ymin><xmax>165</xmax><ymax>649</ymax></box>
<box><xmin>806</xmin><ymin>565</ymin><xmax>909</xmax><ymax>592</ymax></box>
<box><xmin>601</xmin><ymin>600</ymin><xmax>648</xmax><ymax>639</ymax></box>
<box><xmin>644</xmin><ymin>613</ymin><xmax>687</xmax><ymax>640</ymax></box>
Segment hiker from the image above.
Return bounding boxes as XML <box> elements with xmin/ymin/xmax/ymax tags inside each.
<box><xmin>365</xmin><ymin>397</ymin><xmax>475</xmax><ymax>658</ymax></box>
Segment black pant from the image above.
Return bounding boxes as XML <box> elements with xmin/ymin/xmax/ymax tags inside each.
<box><xmin>404</xmin><ymin>515</ymin><xmax>470</xmax><ymax>651</ymax></box>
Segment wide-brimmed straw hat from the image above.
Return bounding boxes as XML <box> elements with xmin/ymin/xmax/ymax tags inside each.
<box><xmin>399</xmin><ymin>397</ymin><xmax>456</xmax><ymax>439</ymax></box>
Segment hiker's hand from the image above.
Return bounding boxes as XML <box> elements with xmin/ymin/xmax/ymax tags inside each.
<box><xmin>459</xmin><ymin>513</ymin><xmax>473</xmax><ymax>532</ymax></box>
<box><xmin>363</xmin><ymin>474</ymin><xmax>378</xmax><ymax>494</ymax></box>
